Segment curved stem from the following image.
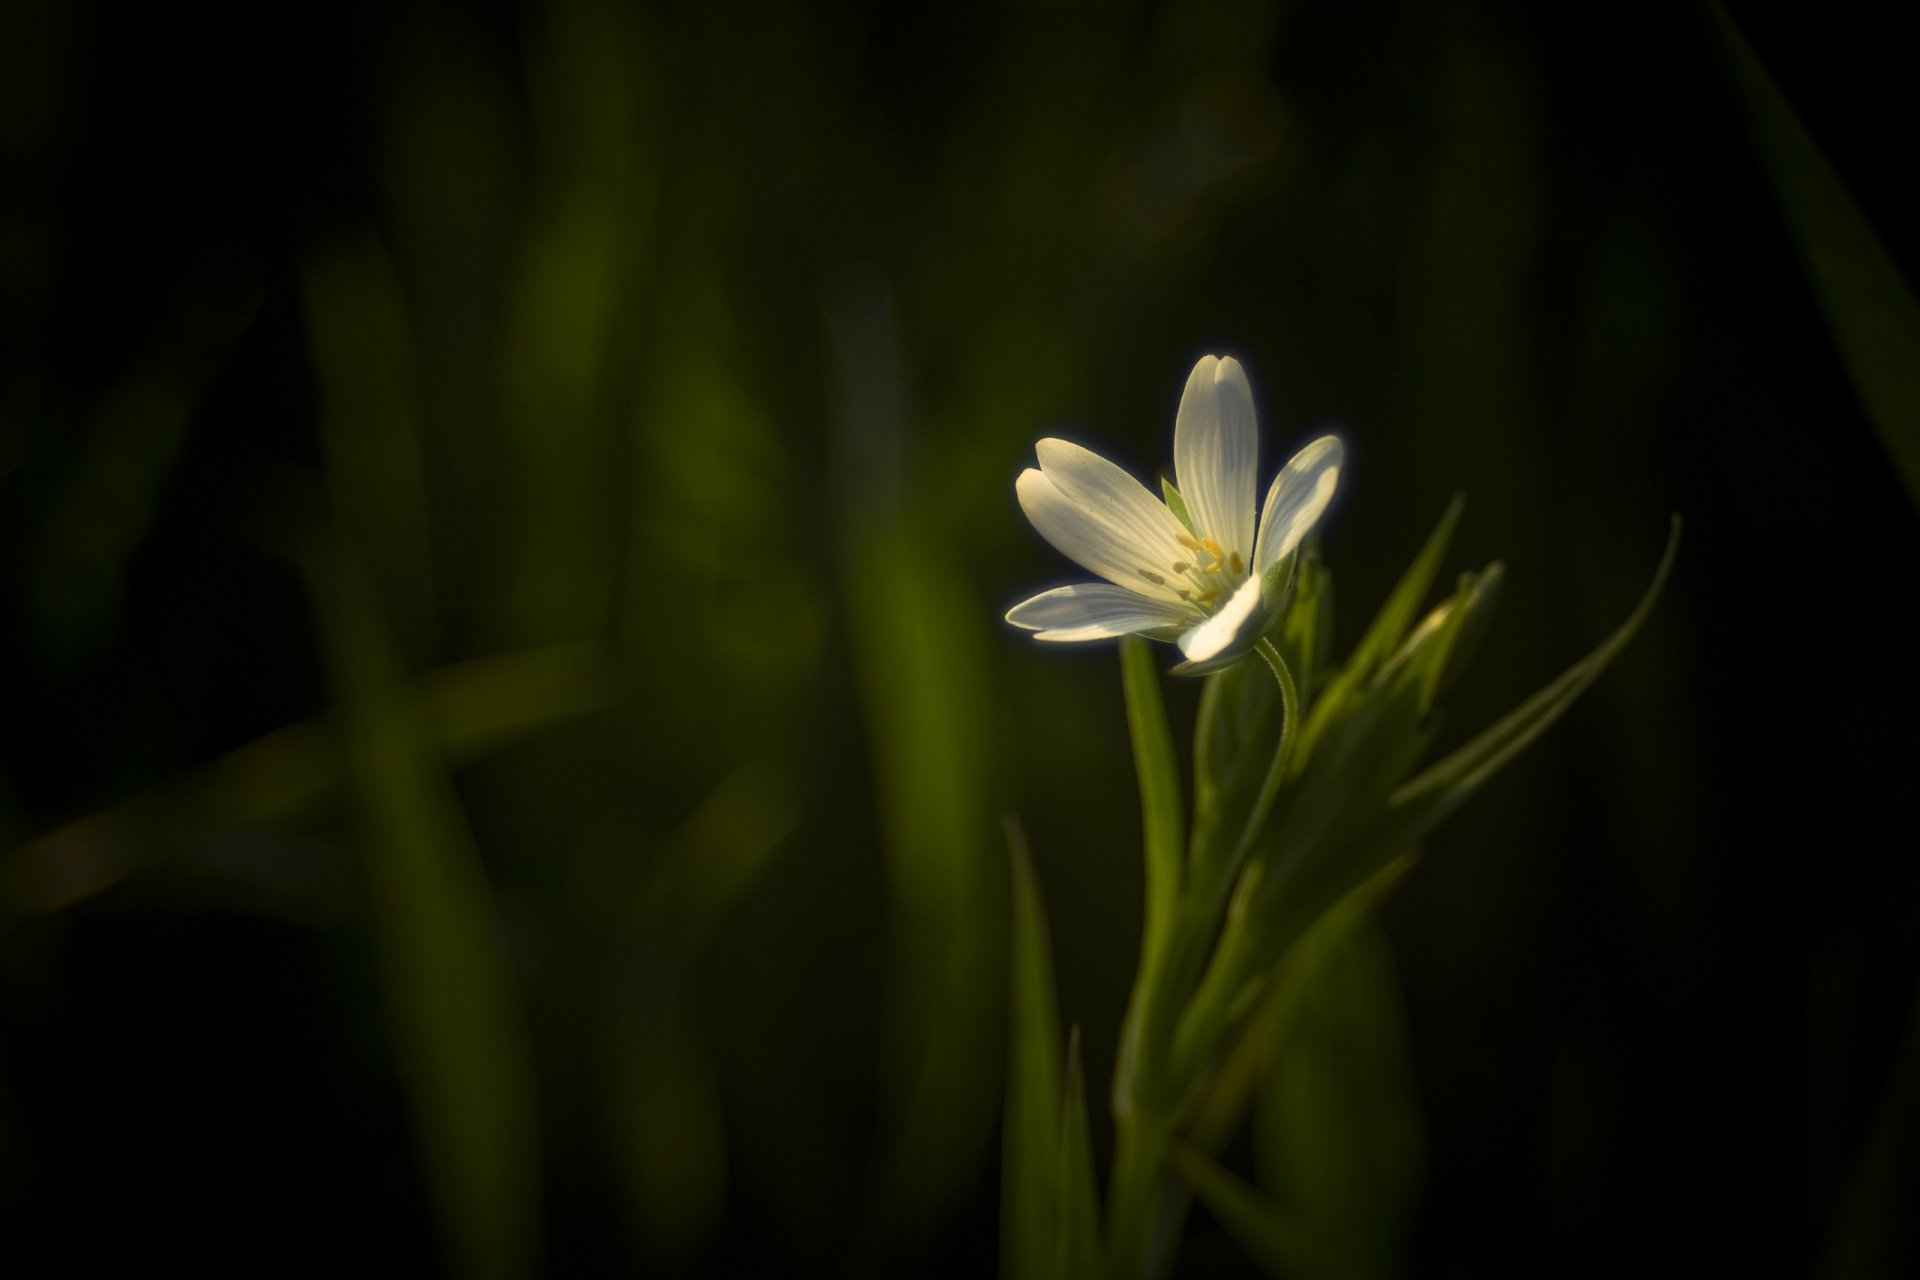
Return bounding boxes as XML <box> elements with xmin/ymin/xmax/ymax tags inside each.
<box><xmin>1235</xmin><ymin>638</ymin><xmax>1300</xmax><ymax>875</ymax></box>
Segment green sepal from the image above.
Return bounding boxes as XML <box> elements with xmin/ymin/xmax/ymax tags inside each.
<box><xmin>1161</xmin><ymin>477</ymin><xmax>1197</xmax><ymax>534</ymax></box>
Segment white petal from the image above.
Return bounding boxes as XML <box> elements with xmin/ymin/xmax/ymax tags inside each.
<box><xmin>1253</xmin><ymin>435</ymin><xmax>1343</xmax><ymax>575</ymax></box>
<box><xmin>1016</xmin><ymin>467</ymin><xmax>1187</xmax><ymax>602</ymax></box>
<box><xmin>1006</xmin><ymin>584</ymin><xmax>1193</xmax><ymax>642</ymax></box>
<box><xmin>1173</xmin><ymin>356</ymin><xmax>1258</xmax><ymax>562</ymax></box>
<box><xmin>1175</xmin><ymin>573</ymin><xmax>1267</xmax><ymax>664</ymax></box>
<box><xmin>1029</xmin><ymin>438</ymin><xmax>1191</xmax><ymax>575</ymax></box>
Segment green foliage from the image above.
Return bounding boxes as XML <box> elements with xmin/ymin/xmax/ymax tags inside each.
<box><xmin>1003</xmin><ymin>820</ymin><xmax>1066</xmax><ymax>1280</ymax></box>
<box><xmin>1253</xmin><ymin>910</ymin><xmax>1424</xmax><ymax>1279</ymax></box>
<box><xmin>1710</xmin><ymin>2</ymin><xmax>1920</xmax><ymax>509</ymax></box>
<box><xmin>1024</xmin><ymin>506</ymin><xmax>1675</xmax><ymax>1278</ymax></box>
<box><xmin>1121</xmin><ymin>636</ymin><xmax>1186</xmax><ymax>991</ymax></box>
<box><xmin>311</xmin><ymin>544</ymin><xmax>542</xmax><ymax>1280</ymax></box>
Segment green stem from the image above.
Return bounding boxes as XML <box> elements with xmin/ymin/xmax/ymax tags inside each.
<box><xmin>1107</xmin><ymin>640</ymin><xmax>1302</xmax><ymax>1280</ymax></box>
<box><xmin>1105</xmin><ymin>1108</ymin><xmax>1171</xmax><ymax>1280</ymax></box>
<box><xmin>1238</xmin><ymin>639</ymin><xmax>1300</xmax><ymax>874</ymax></box>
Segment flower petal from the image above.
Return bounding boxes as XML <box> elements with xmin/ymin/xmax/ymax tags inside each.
<box><xmin>1173</xmin><ymin>355</ymin><xmax>1258</xmax><ymax>563</ymax></box>
<box><xmin>1253</xmin><ymin>434</ymin><xmax>1343</xmax><ymax>575</ymax></box>
<box><xmin>1027</xmin><ymin>439</ymin><xmax>1192</xmax><ymax>576</ymax></box>
<box><xmin>1015</xmin><ymin>467</ymin><xmax>1189</xmax><ymax>603</ymax></box>
<box><xmin>1006</xmin><ymin>584</ymin><xmax>1193</xmax><ymax>642</ymax></box>
<box><xmin>1175</xmin><ymin>572</ymin><xmax>1268</xmax><ymax>666</ymax></box>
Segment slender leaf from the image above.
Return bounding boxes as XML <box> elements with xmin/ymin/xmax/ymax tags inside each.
<box><xmin>1254</xmin><ymin>910</ymin><xmax>1424</xmax><ymax>1279</ymax></box>
<box><xmin>1121</xmin><ymin>635</ymin><xmax>1185</xmax><ymax>975</ymax></box>
<box><xmin>1390</xmin><ymin>518</ymin><xmax>1678</xmax><ymax>816</ymax></box>
<box><xmin>1004</xmin><ymin>818</ymin><xmax>1065</xmax><ymax>1280</ymax></box>
<box><xmin>1184</xmin><ymin>856</ymin><xmax>1413</xmax><ymax>1157</ymax></box>
<box><xmin>1710</xmin><ymin>2</ymin><xmax>1920</xmax><ymax>507</ymax></box>
<box><xmin>1299</xmin><ymin>496</ymin><xmax>1463</xmax><ymax>760</ymax></box>
<box><xmin>832</xmin><ymin>288</ymin><xmax>1002</xmax><ymax>1242</ymax></box>
<box><xmin>1244</xmin><ymin>521</ymin><xmax>1678</xmax><ymax>987</ymax></box>
<box><xmin>312</xmin><ymin>543</ymin><xmax>541</xmax><ymax>1280</ymax></box>
<box><xmin>1057</xmin><ymin>1027</ymin><xmax>1101</xmax><ymax>1280</ymax></box>
<box><xmin>1</xmin><ymin>641</ymin><xmax>612</xmax><ymax>917</ymax></box>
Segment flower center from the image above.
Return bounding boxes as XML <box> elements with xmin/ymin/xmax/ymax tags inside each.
<box><xmin>1138</xmin><ymin>531</ymin><xmax>1244</xmax><ymax>611</ymax></box>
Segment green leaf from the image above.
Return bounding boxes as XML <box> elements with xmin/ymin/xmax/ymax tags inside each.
<box><xmin>1183</xmin><ymin>855</ymin><xmax>1413</xmax><ymax>1158</ymax></box>
<box><xmin>1</xmin><ymin>641</ymin><xmax>613</xmax><ymax>916</ymax></box>
<box><xmin>1254</xmin><ymin>910</ymin><xmax>1424</xmax><ymax>1278</ymax></box>
<box><xmin>1432</xmin><ymin>562</ymin><xmax>1504</xmax><ymax>702</ymax></box>
<box><xmin>1299</xmin><ymin>496</ymin><xmax>1463</xmax><ymax>761</ymax></box>
<box><xmin>1710</xmin><ymin>3</ymin><xmax>1920</xmax><ymax>509</ymax></box>
<box><xmin>1245</xmin><ymin>520</ymin><xmax>1677</xmax><ymax>981</ymax></box>
<box><xmin>1276</xmin><ymin>551</ymin><xmax>1333</xmax><ymax>700</ymax></box>
<box><xmin>1057</xmin><ymin>1027</ymin><xmax>1102</xmax><ymax>1280</ymax></box>
<box><xmin>1003</xmin><ymin>818</ymin><xmax>1065</xmax><ymax>1280</ymax></box>
<box><xmin>1169</xmin><ymin>1144</ymin><xmax>1364</xmax><ymax>1280</ymax></box>
<box><xmin>1121</xmin><ymin>636</ymin><xmax>1185</xmax><ymax>978</ymax></box>
<box><xmin>312</xmin><ymin>543</ymin><xmax>541</xmax><ymax>1280</ymax></box>
<box><xmin>832</xmin><ymin>283</ymin><xmax>1004</xmax><ymax>1238</ymax></box>
<box><xmin>1388</xmin><ymin>518</ymin><xmax>1678</xmax><ymax>822</ymax></box>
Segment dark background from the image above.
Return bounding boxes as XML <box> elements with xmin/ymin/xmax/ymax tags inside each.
<box><xmin>2</xmin><ymin>0</ymin><xmax>1915</xmax><ymax>1275</ymax></box>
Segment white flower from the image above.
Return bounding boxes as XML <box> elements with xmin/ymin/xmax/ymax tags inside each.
<box><xmin>1006</xmin><ymin>355</ymin><xmax>1343</xmax><ymax>669</ymax></box>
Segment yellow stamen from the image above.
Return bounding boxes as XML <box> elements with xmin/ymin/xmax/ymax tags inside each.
<box><xmin>1196</xmin><ymin>587</ymin><xmax>1220</xmax><ymax>604</ymax></box>
<box><xmin>1201</xmin><ymin>536</ymin><xmax>1224</xmax><ymax>557</ymax></box>
<box><xmin>1229</xmin><ymin>551</ymin><xmax>1244</xmax><ymax>575</ymax></box>
<box><xmin>1175</xmin><ymin>532</ymin><xmax>1202</xmax><ymax>552</ymax></box>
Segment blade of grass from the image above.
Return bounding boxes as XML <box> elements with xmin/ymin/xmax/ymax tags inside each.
<box><xmin>1709</xmin><ymin>2</ymin><xmax>1920</xmax><ymax>508</ymax></box>
<box><xmin>1</xmin><ymin>641</ymin><xmax>613</xmax><ymax>919</ymax></box>
<box><xmin>1004</xmin><ymin>817</ymin><xmax>1065</xmax><ymax>1280</ymax></box>
<box><xmin>1057</xmin><ymin>1026</ymin><xmax>1101</xmax><ymax>1280</ymax></box>
<box><xmin>312</xmin><ymin>541</ymin><xmax>541</xmax><ymax>1280</ymax></box>
<box><xmin>829</xmin><ymin>279</ymin><xmax>1003</xmax><ymax>1251</ymax></box>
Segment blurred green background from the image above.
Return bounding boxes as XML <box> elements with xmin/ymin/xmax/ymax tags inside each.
<box><xmin>2</xmin><ymin>0</ymin><xmax>1915</xmax><ymax>1274</ymax></box>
